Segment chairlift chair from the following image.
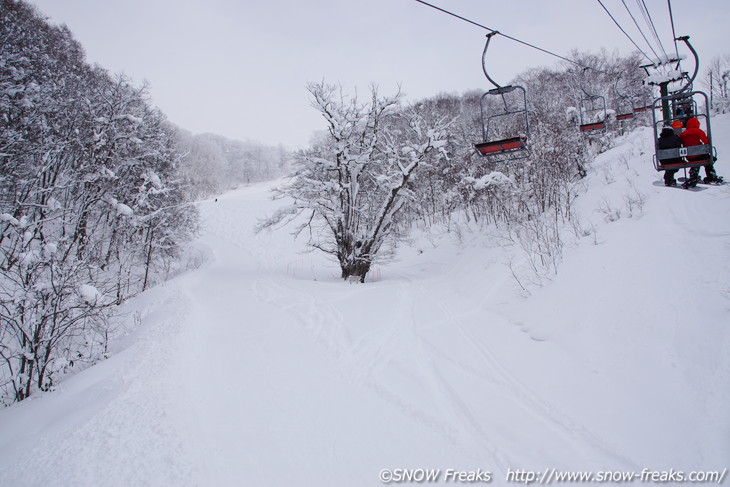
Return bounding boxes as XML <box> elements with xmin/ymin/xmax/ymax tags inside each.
<box><xmin>613</xmin><ymin>77</ymin><xmax>635</xmax><ymax>121</ymax></box>
<box><xmin>579</xmin><ymin>95</ymin><xmax>608</xmax><ymax>132</ymax></box>
<box><xmin>615</xmin><ymin>102</ymin><xmax>635</xmax><ymax>121</ymax></box>
<box><xmin>475</xmin><ymin>85</ymin><xmax>529</xmax><ymax>157</ymax></box>
<box><xmin>652</xmin><ymin>90</ymin><xmax>716</xmax><ymax>172</ymax></box>
<box><xmin>633</xmin><ymin>93</ymin><xmax>655</xmax><ymax>113</ymax></box>
<box><xmin>578</xmin><ymin>68</ymin><xmax>607</xmax><ymax>133</ymax></box>
<box><xmin>473</xmin><ymin>33</ymin><xmax>530</xmax><ymax>161</ymax></box>
<box><xmin>648</xmin><ymin>36</ymin><xmax>717</xmax><ymax>172</ymax></box>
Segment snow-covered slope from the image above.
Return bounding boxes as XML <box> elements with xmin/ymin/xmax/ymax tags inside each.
<box><xmin>1</xmin><ymin>117</ymin><xmax>729</xmax><ymax>486</ymax></box>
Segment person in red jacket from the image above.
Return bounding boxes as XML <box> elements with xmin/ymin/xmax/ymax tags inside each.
<box><xmin>679</xmin><ymin>117</ymin><xmax>723</xmax><ymax>187</ymax></box>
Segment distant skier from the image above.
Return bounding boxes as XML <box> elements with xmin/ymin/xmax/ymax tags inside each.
<box><xmin>657</xmin><ymin>126</ymin><xmax>683</xmax><ymax>187</ymax></box>
<box><xmin>679</xmin><ymin>117</ymin><xmax>723</xmax><ymax>187</ymax></box>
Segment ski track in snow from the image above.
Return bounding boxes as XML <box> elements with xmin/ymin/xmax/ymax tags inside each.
<box><xmin>416</xmin><ymin>283</ymin><xmax>638</xmax><ymax>470</ymax></box>
<box><xmin>2</xmin><ymin>116</ymin><xmax>730</xmax><ymax>485</ymax></box>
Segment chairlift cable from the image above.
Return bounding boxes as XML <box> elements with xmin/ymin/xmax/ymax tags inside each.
<box><xmin>637</xmin><ymin>0</ymin><xmax>669</xmax><ymax>62</ymax></box>
<box><xmin>413</xmin><ymin>0</ymin><xmax>610</xmax><ymax>74</ymax></box>
<box><xmin>620</xmin><ymin>0</ymin><xmax>661</xmax><ymax>62</ymax></box>
<box><xmin>640</xmin><ymin>0</ymin><xmax>669</xmax><ymax>60</ymax></box>
<box><xmin>667</xmin><ymin>0</ymin><xmax>680</xmax><ymax>60</ymax></box>
<box><xmin>595</xmin><ymin>0</ymin><xmax>654</xmax><ymax>65</ymax></box>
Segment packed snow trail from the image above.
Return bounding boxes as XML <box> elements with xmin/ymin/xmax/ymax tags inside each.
<box><xmin>1</xmin><ymin>117</ymin><xmax>729</xmax><ymax>486</ymax></box>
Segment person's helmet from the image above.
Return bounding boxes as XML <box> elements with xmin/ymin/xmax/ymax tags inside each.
<box><xmin>671</xmin><ymin>120</ymin><xmax>684</xmax><ymax>129</ymax></box>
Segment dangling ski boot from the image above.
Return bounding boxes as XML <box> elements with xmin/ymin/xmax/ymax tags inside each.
<box><xmin>703</xmin><ymin>173</ymin><xmax>724</xmax><ymax>184</ymax></box>
<box><xmin>682</xmin><ymin>175</ymin><xmax>700</xmax><ymax>189</ymax></box>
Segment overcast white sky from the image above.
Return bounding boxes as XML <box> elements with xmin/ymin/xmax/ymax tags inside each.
<box><xmin>27</xmin><ymin>0</ymin><xmax>728</xmax><ymax>149</ymax></box>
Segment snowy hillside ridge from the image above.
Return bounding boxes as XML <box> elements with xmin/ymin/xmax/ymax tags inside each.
<box><xmin>1</xmin><ymin>115</ymin><xmax>729</xmax><ymax>485</ymax></box>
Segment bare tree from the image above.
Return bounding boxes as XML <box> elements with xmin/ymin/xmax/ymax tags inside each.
<box><xmin>260</xmin><ymin>82</ymin><xmax>448</xmax><ymax>282</ymax></box>
<box><xmin>703</xmin><ymin>55</ymin><xmax>730</xmax><ymax>113</ymax></box>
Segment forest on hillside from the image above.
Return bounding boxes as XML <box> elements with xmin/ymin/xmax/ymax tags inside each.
<box><xmin>0</xmin><ymin>0</ymin><xmax>286</xmax><ymax>403</ymax></box>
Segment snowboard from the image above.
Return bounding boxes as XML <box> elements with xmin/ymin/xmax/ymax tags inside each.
<box><xmin>678</xmin><ymin>177</ymin><xmax>726</xmax><ymax>186</ymax></box>
<box><xmin>652</xmin><ymin>180</ymin><xmax>706</xmax><ymax>191</ymax></box>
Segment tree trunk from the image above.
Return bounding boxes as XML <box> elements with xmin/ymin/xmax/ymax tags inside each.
<box><xmin>142</xmin><ymin>227</ymin><xmax>154</xmax><ymax>291</ymax></box>
<box><xmin>339</xmin><ymin>257</ymin><xmax>371</xmax><ymax>283</ymax></box>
